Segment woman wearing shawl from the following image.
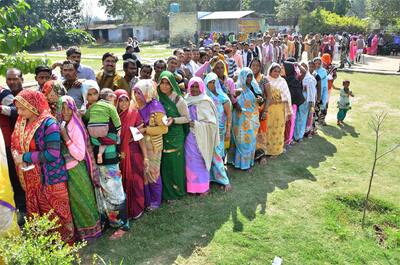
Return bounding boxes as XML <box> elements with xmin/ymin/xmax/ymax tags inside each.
<box><xmin>42</xmin><ymin>80</ymin><xmax>67</xmax><ymax>116</ymax></box>
<box><xmin>293</xmin><ymin>63</ymin><xmax>310</xmax><ymax>142</ymax></box>
<box><xmin>185</xmin><ymin>77</ymin><xmax>219</xmax><ymax>195</ymax></box>
<box><xmin>302</xmin><ymin>61</ymin><xmax>318</xmax><ymax>138</ymax></box>
<box><xmin>249</xmin><ymin>58</ymin><xmax>271</xmax><ymax>164</ymax></box>
<box><xmin>228</xmin><ymin>67</ymin><xmax>262</xmax><ymax>170</ymax></box>
<box><xmin>266</xmin><ymin>63</ymin><xmax>293</xmax><ymax>156</ymax></box>
<box><xmin>0</xmin><ymin>129</ymin><xmax>19</xmax><ymax>261</ymax></box>
<box><xmin>11</xmin><ymin>90</ymin><xmax>74</xmax><ymax>244</ymax></box>
<box><xmin>204</xmin><ymin>73</ymin><xmax>231</xmax><ymax>191</ymax></box>
<box><xmin>115</xmin><ymin>89</ymin><xmax>146</xmax><ymax>219</ymax></box>
<box><xmin>133</xmin><ymin>80</ymin><xmax>167</xmax><ymax>210</ymax></box>
<box><xmin>282</xmin><ymin>59</ymin><xmax>305</xmax><ymax>145</ymax></box>
<box><xmin>56</xmin><ymin>95</ymin><xmax>101</xmax><ymax>241</ymax></box>
<box><xmin>157</xmin><ymin>71</ymin><xmax>190</xmax><ymax>201</ymax></box>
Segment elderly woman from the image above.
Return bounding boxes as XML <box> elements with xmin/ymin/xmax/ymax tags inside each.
<box><xmin>157</xmin><ymin>71</ymin><xmax>190</xmax><ymax>202</ymax></box>
<box><xmin>228</xmin><ymin>67</ymin><xmax>262</xmax><ymax>170</ymax></box>
<box><xmin>266</xmin><ymin>63</ymin><xmax>293</xmax><ymax>157</ymax></box>
<box><xmin>115</xmin><ymin>89</ymin><xmax>147</xmax><ymax>219</ymax></box>
<box><xmin>204</xmin><ymin>72</ymin><xmax>231</xmax><ymax>191</ymax></box>
<box><xmin>11</xmin><ymin>90</ymin><xmax>74</xmax><ymax>243</ymax></box>
<box><xmin>133</xmin><ymin>80</ymin><xmax>168</xmax><ymax>210</ymax></box>
<box><xmin>57</xmin><ymin>95</ymin><xmax>101</xmax><ymax>241</ymax></box>
<box><xmin>42</xmin><ymin>80</ymin><xmax>67</xmax><ymax>115</ymax></box>
<box><xmin>184</xmin><ymin>77</ymin><xmax>219</xmax><ymax>196</ymax></box>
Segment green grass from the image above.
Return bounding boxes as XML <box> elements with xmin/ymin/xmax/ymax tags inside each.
<box><xmin>79</xmin><ymin>72</ymin><xmax>400</xmax><ymax>265</ymax></box>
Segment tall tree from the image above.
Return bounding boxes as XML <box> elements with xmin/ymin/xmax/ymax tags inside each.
<box><xmin>333</xmin><ymin>0</ymin><xmax>351</xmax><ymax>16</ymax></box>
<box><xmin>348</xmin><ymin>0</ymin><xmax>367</xmax><ymax>18</ymax></box>
<box><xmin>275</xmin><ymin>0</ymin><xmax>312</xmax><ymax>27</ymax></box>
<box><xmin>367</xmin><ymin>0</ymin><xmax>400</xmax><ymax>26</ymax></box>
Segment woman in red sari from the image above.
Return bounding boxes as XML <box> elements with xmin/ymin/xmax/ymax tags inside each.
<box><xmin>11</xmin><ymin>90</ymin><xmax>74</xmax><ymax>244</ymax></box>
<box><xmin>115</xmin><ymin>89</ymin><xmax>147</xmax><ymax>220</ymax></box>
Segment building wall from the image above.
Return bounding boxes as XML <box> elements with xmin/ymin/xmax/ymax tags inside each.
<box><xmin>169</xmin><ymin>12</ymin><xmax>198</xmax><ymax>46</ymax></box>
<box><xmin>210</xmin><ymin>19</ymin><xmax>238</xmax><ymax>33</ymax></box>
<box><xmin>109</xmin><ymin>28</ymin><xmax>122</xmax><ymax>42</ymax></box>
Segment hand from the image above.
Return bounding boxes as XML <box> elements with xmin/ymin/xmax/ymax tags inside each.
<box><xmin>137</xmin><ymin>123</ymin><xmax>146</xmax><ymax>134</ymax></box>
<box><xmin>225</xmin><ymin>130</ymin><xmax>231</xmax><ymax>142</ymax></box>
<box><xmin>143</xmin><ymin>158</ymin><xmax>149</xmax><ymax>170</ymax></box>
<box><xmin>286</xmin><ymin>114</ymin><xmax>292</xmax><ymax>121</ymax></box>
<box><xmin>234</xmin><ymin>89</ymin><xmax>242</xmax><ymax>97</ymax></box>
<box><xmin>189</xmin><ymin>121</ymin><xmax>195</xmax><ymax>128</ymax></box>
<box><xmin>72</xmin><ymin>80</ymin><xmax>82</xmax><ymax>88</ymax></box>
<box><xmin>51</xmin><ymin>61</ymin><xmax>62</xmax><ymax>70</ymax></box>
<box><xmin>166</xmin><ymin>117</ymin><xmax>174</xmax><ymax>127</ymax></box>
<box><xmin>60</xmin><ymin>126</ymin><xmax>68</xmax><ymax>141</ymax></box>
<box><xmin>256</xmin><ymin>96</ymin><xmax>264</xmax><ymax>104</ymax></box>
<box><xmin>14</xmin><ymin>153</ymin><xmax>23</xmax><ymax>165</ymax></box>
<box><xmin>209</xmin><ymin>56</ymin><xmax>219</xmax><ymax>65</ymax></box>
<box><xmin>233</xmin><ymin>102</ymin><xmax>242</xmax><ymax>112</ymax></box>
<box><xmin>260</xmin><ymin>111</ymin><xmax>267</xmax><ymax>120</ymax></box>
<box><xmin>120</xmin><ymin>152</ymin><xmax>126</xmax><ymax>160</ymax></box>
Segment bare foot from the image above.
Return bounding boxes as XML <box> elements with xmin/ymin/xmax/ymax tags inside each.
<box><xmin>97</xmin><ymin>154</ymin><xmax>103</xmax><ymax>164</ymax></box>
<box><xmin>109</xmin><ymin>229</ymin><xmax>127</xmax><ymax>240</ymax></box>
<box><xmin>224</xmin><ymin>184</ymin><xmax>232</xmax><ymax>192</ymax></box>
<box><xmin>259</xmin><ymin>157</ymin><xmax>267</xmax><ymax>165</ymax></box>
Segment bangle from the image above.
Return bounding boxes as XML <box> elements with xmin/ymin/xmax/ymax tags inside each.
<box><xmin>65</xmin><ymin>139</ymin><xmax>72</xmax><ymax>147</ymax></box>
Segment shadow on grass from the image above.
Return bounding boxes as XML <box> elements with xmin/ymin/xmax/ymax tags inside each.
<box><xmin>82</xmin><ymin>135</ymin><xmax>337</xmax><ymax>264</ymax></box>
<box><xmin>319</xmin><ymin>122</ymin><xmax>360</xmax><ymax>139</ymax></box>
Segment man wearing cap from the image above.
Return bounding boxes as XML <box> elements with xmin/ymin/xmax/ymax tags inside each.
<box><xmin>262</xmin><ymin>34</ymin><xmax>274</xmax><ymax>74</ymax></box>
<box><xmin>65</xmin><ymin>46</ymin><xmax>96</xmax><ymax>80</ymax></box>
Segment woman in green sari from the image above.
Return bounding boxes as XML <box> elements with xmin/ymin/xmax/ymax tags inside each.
<box><xmin>157</xmin><ymin>71</ymin><xmax>190</xmax><ymax>202</ymax></box>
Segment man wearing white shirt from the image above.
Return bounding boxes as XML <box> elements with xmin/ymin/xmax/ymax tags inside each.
<box><xmin>242</xmin><ymin>42</ymin><xmax>253</xmax><ymax>68</ymax></box>
<box><xmin>262</xmin><ymin>34</ymin><xmax>274</xmax><ymax>74</ymax></box>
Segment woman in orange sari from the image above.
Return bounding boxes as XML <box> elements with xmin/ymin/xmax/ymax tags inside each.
<box><xmin>11</xmin><ymin>90</ymin><xmax>74</xmax><ymax>244</ymax></box>
<box><xmin>249</xmin><ymin>58</ymin><xmax>271</xmax><ymax>164</ymax></box>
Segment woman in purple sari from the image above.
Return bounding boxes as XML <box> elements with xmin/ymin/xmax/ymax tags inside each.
<box><xmin>133</xmin><ymin>80</ymin><xmax>168</xmax><ymax>211</ymax></box>
<box><xmin>184</xmin><ymin>77</ymin><xmax>219</xmax><ymax>196</ymax></box>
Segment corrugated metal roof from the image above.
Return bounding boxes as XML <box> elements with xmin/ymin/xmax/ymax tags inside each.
<box><xmin>200</xmin><ymin>11</ymin><xmax>255</xmax><ymax>20</ymax></box>
<box><xmin>88</xmin><ymin>24</ymin><xmax>118</xmax><ymax>30</ymax></box>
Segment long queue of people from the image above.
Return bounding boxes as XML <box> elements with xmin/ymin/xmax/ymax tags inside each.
<box><xmin>0</xmin><ymin>31</ymin><xmax>354</xmax><ymax>244</ymax></box>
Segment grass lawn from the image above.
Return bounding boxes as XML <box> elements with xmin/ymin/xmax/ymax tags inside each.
<box><xmin>80</xmin><ymin>72</ymin><xmax>400</xmax><ymax>264</ymax></box>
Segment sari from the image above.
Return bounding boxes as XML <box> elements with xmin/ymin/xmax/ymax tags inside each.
<box><xmin>134</xmin><ymin>80</ymin><xmax>167</xmax><ymax>209</ymax></box>
<box><xmin>11</xmin><ymin>90</ymin><xmax>74</xmax><ymax>244</ymax></box>
<box><xmin>266</xmin><ymin>63</ymin><xmax>292</xmax><ymax>156</ymax></box>
<box><xmin>42</xmin><ymin>80</ymin><xmax>67</xmax><ymax>116</ymax></box>
<box><xmin>368</xmin><ymin>35</ymin><xmax>378</xmax><ymax>55</ymax></box>
<box><xmin>229</xmin><ymin>67</ymin><xmax>261</xmax><ymax>170</ymax></box>
<box><xmin>204</xmin><ymin>73</ymin><xmax>230</xmax><ymax>186</ymax></box>
<box><xmin>157</xmin><ymin>71</ymin><xmax>189</xmax><ymax>200</ymax></box>
<box><xmin>57</xmin><ymin>96</ymin><xmax>101</xmax><ymax>241</ymax></box>
<box><xmin>115</xmin><ymin>89</ymin><xmax>145</xmax><ymax>219</ymax></box>
<box><xmin>185</xmin><ymin>77</ymin><xmax>219</xmax><ymax>194</ymax></box>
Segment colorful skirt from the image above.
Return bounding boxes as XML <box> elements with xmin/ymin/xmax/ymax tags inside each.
<box><xmin>67</xmin><ymin>160</ymin><xmax>101</xmax><ymax>241</ymax></box>
<box><xmin>210</xmin><ymin>129</ymin><xmax>230</xmax><ymax>186</ymax></box>
<box><xmin>161</xmin><ymin>147</ymin><xmax>186</xmax><ymax>200</ymax></box>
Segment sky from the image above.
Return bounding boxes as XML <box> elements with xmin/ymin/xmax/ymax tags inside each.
<box><xmin>82</xmin><ymin>0</ymin><xmax>108</xmax><ymax>21</ymax></box>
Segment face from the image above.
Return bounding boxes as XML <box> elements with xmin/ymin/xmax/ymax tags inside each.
<box><xmin>246</xmin><ymin>74</ymin><xmax>252</xmax><ymax>86</ymax></box>
<box><xmin>244</xmin><ymin>45</ymin><xmax>249</xmax><ymax>51</ymax></box>
<box><xmin>199</xmin><ymin>54</ymin><xmax>209</xmax><ymax>64</ymax></box>
<box><xmin>167</xmin><ymin>59</ymin><xmax>178</xmax><ymax>72</ymax></box>
<box><xmin>118</xmin><ymin>97</ymin><xmax>130</xmax><ymax>112</ymax></box>
<box><xmin>206</xmin><ymin>49</ymin><xmax>213</xmax><ymax>58</ymax></box>
<box><xmin>15</xmin><ymin>101</ymin><xmax>36</xmax><ymax>120</ymax></box>
<box><xmin>250</xmin><ymin>43</ymin><xmax>255</xmax><ymax>50</ymax></box>
<box><xmin>207</xmin><ymin>80</ymin><xmax>216</xmax><ymax>91</ymax></box>
<box><xmin>46</xmin><ymin>89</ymin><xmax>59</xmax><ymax>103</ymax></box>
<box><xmin>140</xmin><ymin>67</ymin><xmax>152</xmax><ymax>80</ymax></box>
<box><xmin>176</xmin><ymin>51</ymin><xmax>184</xmax><ymax>62</ymax></box>
<box><xmin>343</xmin><ymin>82</ymin><xmax>350</xmax><ymax>88</ymax></box>
<box><xmin>213</xmin><ymin>45</ymin><xmax>220</xmax><ymax>53</ymax></box>
<box><xmin>190</xmin><ymin>82</ymin><xmax>201</xmax><ymax>96</ymax></box>
<box><xmin>183</xmin><ymin>51</ymin><xmax>192</xmax><ymax>63</ymax></box>
<box><xmin>314</xmin><ymin>60</ymin><xmax>321</xmax><ymax>69</ymax></box>
<box><xmin>6</xmin><ymin>72</ymin><xmax>23</xmax><ymax>93</ymax></box>
<box><xmin>87</xmin><ymin>88</ymin><xmax>99</xmax><ymax>105</ymax></box>
<box><xmin>159</xmin><ymin>78</ymin><xmax>172</xmax><ymax>95</ymax></box>
<box><xmin>154</xmin><ymin>62</ymin><xmax>166</xmax><ymax>74</ymax></box>
<box><xmin>192</xmin><ymin>51</ymin><xmax>200</xmax><ymax>62</ymax></box>
<box><xmin>232</xmin><ymin>45</ymin><xmax>237</xmax><ymax>53</ymax></box>
<box><xmin>67</xmin><ymin>53</ymin><xmax>81</xmax><ymax>65</ymax></box>
<box><xmin>124</xmin><ymin>63</ymin><xmax>138</xmax><ymax>77</ymax></box>
<box><xmin>62</xmin><ymin>65</ymin><xmax>77</xmax><ymax>81</ymax></box>
<box><xmin>250</xmin><ymin>61</ymin><xmax>261</xmax><ymax>75</ymax></box>
<box><xmin>35</xmin><ymin>71</ymin><xmax>51</xmax><ymax>87</ymax></box>
<box><xmin>308</xmin><ymin>62</ymin><xmax>315</xmax><ymax>73</ymax></box>
<box><xmin>103</xmin><ymin>56</ymin><xmax>116</xmax><ymax>72</ymax></box>
<box><xmin>270</xmin><ymin>67</ymin><xmax>281</xmax><ymax>78</ymax></box>
<box><xmin>214</xmin><ymin>62</ymin><xmax>225</xmax><ymax>78</ymax></box>
<box><xmin>134</xmin><ymin>89</ymin><xmax>145</xmax><ymax>108</ymax></box>
<box><xmin>61</xmin><ymin>102</ymin><xmax>73</xmax><ymax>122</ymax></box>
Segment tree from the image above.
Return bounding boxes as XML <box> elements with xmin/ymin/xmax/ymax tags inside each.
<box><xmin>367</xmin><ymin>0</ymin><xmax>400</xmax><ymax>27</ymax></box>
<box><xmin>333</xmin><ymin>0</ymin><xmax>351</xmax><ymax>16</ymax></box>
<box><xmin>348</xmin><ymin>0</ymin><xmax>367</xmax><ymax>18</ymax></box>
<box><xmin>0</xmin><ymin>0</ymin><xmax>50</xmax><ymax>76</ymax></box>
<box><xmin>275</xmin><ymin>0</ymin><xmax>312</xmax><ymax>28</ymax></box>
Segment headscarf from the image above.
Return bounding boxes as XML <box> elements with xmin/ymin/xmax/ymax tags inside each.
<box><xmin>236</xmin><ymin>67</ymin><xmax>262</xmax><ymax>95</ymax></box>
<box><xmin>42</xmin><ymin>80</ymin><xmax>67</xmax><ymax>115</ymax></box>
<box><xmin>56</xmin><ymin>95</ymin><xmax>96</xmax><ymax>182</ymax></box>
<box><xmin>157</xmin><ymin>71</ymin><xmax>183</xmax><ymax>116</ymax></box>
<box><xmin>321</xmin><ymin>53</ymin><xmax>332</xmax><ymax>66</ymax></box>
<box><xmin>114</xmin><ymin>89</ymin><xmax>143</xmax><ymax>184</ymax></box>
<box><xmin>211</xmin><ymin>59</ymin><xmax>228</xmax><ymax>77</ymax></box>
<box><xmin>282</xmin><ymin>60</ymin><xmax>305</xmax><ymax>106</ymax></box>
<box><xmin>266</xmin><ymin>63</ymin><xmax>292</xmax><ymax>118</ymax></box>
<box><xmin>11</xmin><ymin>90</ymin><xmax>52</xmax><ymax>190</ymax></box>
<box><xmin>133</xmin><ymin>79</ymin><xmax>165</xmax><ymax>125</ymax></box>
<box><xmin>204</xmin><ymin>72</ymin><xmax>230</xmax><ymax>109</ymax></box>
<box><xmin>185</xmin><ymin>77</ymin><xmax>219</xmax><ymax>170</ymax></box>
<box><xmin>81</xmin><ymin>79</ymin><xmax>100</xmax><ymax>108</ymax></box>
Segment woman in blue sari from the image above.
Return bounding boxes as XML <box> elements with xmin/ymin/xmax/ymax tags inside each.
<box><xmin>204</xmin><ymin>73</ymin><xmax>231</xmax><ymax>191</ymax></box>
<box><xmin>228</xmin><ymin>67</ymin><xmax>262</xmax><ymax>170</ymax></box>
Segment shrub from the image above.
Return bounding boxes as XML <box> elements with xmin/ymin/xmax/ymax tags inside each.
<box><xmin>299</xmin><ymin>9</ymin><xmax>368</xmax><ymax>34</ymax></box>
<box><xmin>64</xmin><ymin>29</ymin><xmax>96</xmax><ymax>46</ymax></box>
<box><xmin>0</xmin><ymin>211</ymin><xmax>86</xmax><ymax>265</ymax></box>
<box><xmin>0</xmin><ymin>51</ymin><xmax>51</xmax><ymax>76</ymax></box>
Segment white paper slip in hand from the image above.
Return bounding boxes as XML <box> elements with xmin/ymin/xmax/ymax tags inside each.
<box><xmin>21</xmin><ymin>164</ymin><xmax>35</xmax><ymax>172</ymax></box>
<box><xmin>162</xmin><ymin>115</ymin><xmax>169</xmax><ymax>125</ymax></box>
<box><xmin>130</xmin><ymin>127</ymin><xmax>144</xmax><ymax>141</ymax></box>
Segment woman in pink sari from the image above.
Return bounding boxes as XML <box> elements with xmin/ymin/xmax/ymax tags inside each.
<box><xmin>349</xmin><ymin>37</ymin><xmax>358</xmax><ymax>63</ymax></box>
<box><xmin>368</xmin><ymin>35</ymin><xmax>379</xmax><ymax>55</ymax></box>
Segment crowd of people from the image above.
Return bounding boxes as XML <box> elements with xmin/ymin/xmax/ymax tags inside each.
<box><xmin>0</xmin><ymin>30</ymin><xmax>356</xmax><ymax>244</ymax></box>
